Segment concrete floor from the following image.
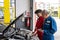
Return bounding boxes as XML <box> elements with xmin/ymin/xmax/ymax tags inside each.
<box><xmin>53</xmin><ymin>17</ymin><xmax>60</xmax><ymax>40</ymax></box>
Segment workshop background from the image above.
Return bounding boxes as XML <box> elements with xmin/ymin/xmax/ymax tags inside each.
<box><xmin>0</xmin><ymin>0</ymin><xmax>60</xmax><ymax>40</ymax></box>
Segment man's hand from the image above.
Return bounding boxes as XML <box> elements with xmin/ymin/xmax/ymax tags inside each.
<box><xmin>38</xmin><ymin>29</ymin><xmax>44</xmax><ymax>33</ymax></box>
<box><xmin>31</xmin><ymin>30</ymin><xmax>37</xmax><ymax>36</ymax></box>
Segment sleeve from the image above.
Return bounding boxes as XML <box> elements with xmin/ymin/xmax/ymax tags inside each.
<box><xmin>50</xmin><ymin>18</ymin><xmax>57</xmax><ymax>34</ymax></box>
<box><xmin>36</xmin><ymin>17</ymin><xmax>44</xmax><ymax>29</ymax></box>
<box><xmin>44</xmin><ymin>18</ymin><xmax>57</xmax><ymax>35</ymax></box>
<box><xmin>34</xmin><ymin>17</ymin><xmax>44</xmax><ymax>33</ymax></box>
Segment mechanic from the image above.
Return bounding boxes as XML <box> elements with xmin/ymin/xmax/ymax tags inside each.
<box><xmin>33</xmin><ymin>9</ymin><xmax>44</xmax><ymax>40</ymax></box>
<box><xmin>42</xmin><ymin>10</ymin><xmax>57</xmax><ymax>40</ymax></box>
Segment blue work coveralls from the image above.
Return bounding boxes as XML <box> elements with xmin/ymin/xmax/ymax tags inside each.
<box><xmin>43</xmin><ymin>16</ymin><xmax>57</xmax><ymax>40</ymax></box>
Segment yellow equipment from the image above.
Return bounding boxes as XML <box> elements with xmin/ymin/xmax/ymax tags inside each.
<box><xmin>58</xmin><ymin>6</ymin><xmax>60</xmax><ymax>18</ymax></box>
<box><xmin>4</xmin><ymin>0</ymin><xmax>10</xmax><ymax>24</ymax></box>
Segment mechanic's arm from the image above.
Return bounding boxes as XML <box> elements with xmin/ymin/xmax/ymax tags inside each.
<box><xmin>32</xmin><ymin>27</ymin><xmax>37</xmax><ymax>36</ymax></box>
<box><xmin>49</xmin><ymin>19</ymin><xmax>57</xmax><ymax>34</ymax></box>
<box><xmin>44</xmin><ymin>19</ymin><xmax>57</xmax><ymax>35</ymax></box>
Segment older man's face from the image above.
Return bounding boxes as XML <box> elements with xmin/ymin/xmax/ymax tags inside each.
<box><xmin>42</xmin><ymin>14</ymin><xmax>47</xmax><ymax>19</ymax></box>
<box><xmin>42</xmin><ymin>10</ymin><xmax>49</xmax><ymax>19</ymax></box>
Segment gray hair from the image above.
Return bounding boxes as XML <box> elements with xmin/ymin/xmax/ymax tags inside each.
<box><xmin>42</xmin><ymin>10</ymin><xmax>49</xmax><ymax>14</ymax></box>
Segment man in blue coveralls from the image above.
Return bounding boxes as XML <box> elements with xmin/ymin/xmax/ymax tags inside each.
<box><xmin>39</xmin><ymin>10</ymin><xmax>57</xmax><ymax>40</ymax></box>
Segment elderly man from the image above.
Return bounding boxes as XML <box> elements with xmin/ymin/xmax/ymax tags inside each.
<box><xmin>40</xmin><ymin>10</ymin><xmax>57</xmax><ymax>40</ymax></box>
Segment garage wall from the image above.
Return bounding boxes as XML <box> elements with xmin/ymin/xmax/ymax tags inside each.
<box><xmin>16</xmin><ymin>0</ymin><xmax>30</xmax><ymax>17</ymax></box>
